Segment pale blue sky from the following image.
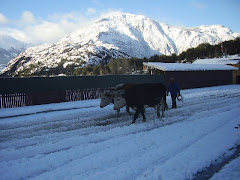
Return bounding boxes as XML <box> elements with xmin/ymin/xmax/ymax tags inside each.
<box><xmin>0</xmin><ymin>0</ymin><xmax>239</xmax><ymax>44</ymax></box>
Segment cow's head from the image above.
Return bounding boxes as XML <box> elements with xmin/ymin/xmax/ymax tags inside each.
<box><xmin>113</xmin><ymin>90</ymin><xmax>126</xmax><ymax>110</ymax></box>
<box><xmin>100</xmin><ymin>91</ymin><xmax>113</xmax><ymax>108</ymax></box>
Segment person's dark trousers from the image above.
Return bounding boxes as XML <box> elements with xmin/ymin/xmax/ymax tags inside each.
<box><xmin>171</xmin><ymin>94</ymin><xmax>177</xmax><ymax>109</ymax></box>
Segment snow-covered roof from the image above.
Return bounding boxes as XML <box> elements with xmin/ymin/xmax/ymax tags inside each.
<box><xmin>143</xmin><ymin>62</ymin><xmax>238</xmax><ymax>71</ymax></box>
<box><xmin>193</xmin><ymin>56</ymin><xmax>240</xmax><ymax>65</ymax></box>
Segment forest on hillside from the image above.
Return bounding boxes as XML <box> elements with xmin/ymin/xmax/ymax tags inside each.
<box><xmin>71</xmin><ymin>37</ymin><xmax>240</xmax><ymax>76</ymax></box>
<box><xmin>9</xmin><ymin>37</ymin><xmax>239</xmax><ymax>77</ymax></box>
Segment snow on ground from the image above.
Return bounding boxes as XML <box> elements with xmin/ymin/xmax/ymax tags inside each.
<box><xmin>0</xmin><ymin>85</ymin><xmax>240</xmax><ymax>180</ymax></box>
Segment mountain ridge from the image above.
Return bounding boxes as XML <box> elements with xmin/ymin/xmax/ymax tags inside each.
<box><xmin>0</xmin><ymin>34</ymin><xmax>29</xmax><ymax>65</ymax></box>
<box><xmin>1</xmin><ymin>12</ymin><xmax>239</xmax><ymax>76</ymax></box>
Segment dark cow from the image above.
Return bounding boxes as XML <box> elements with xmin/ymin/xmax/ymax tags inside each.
<box><xmin>100</xmin><ymin>84</ymin><xmax>136</xmax><ymax>116</ymax></box>
<box><xmin>114</xmin><ymin>83</ymin><xmax>167</xmax><ymax>123</ymax></box>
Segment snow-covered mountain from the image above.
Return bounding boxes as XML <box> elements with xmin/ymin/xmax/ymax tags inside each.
<box><xmin>1</xmin><ymin>12</ymin><xmax>239</xmax><ymax>76</ymax></box>
<box><xmin>0</xmin><ymin>34</ymin><xmax>28</xmax><ymax>65</ymax></box>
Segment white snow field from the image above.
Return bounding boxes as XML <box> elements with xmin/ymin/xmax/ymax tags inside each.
<box><xmin>0</xmin><ymin>85</ymin><xmax>240</xmax><ymax>180</ymax></box>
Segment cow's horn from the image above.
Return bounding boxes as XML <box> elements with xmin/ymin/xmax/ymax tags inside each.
<box><xmin>104</xmin><ymin>90</ymin><xmax>111</xmax><ymax>95</ymax></box>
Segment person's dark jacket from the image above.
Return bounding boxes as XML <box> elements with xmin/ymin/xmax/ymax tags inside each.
<box><xmin>167</xmin><ymin>82</ymin><xmax>180</xmax><ymax>96</ymax></box>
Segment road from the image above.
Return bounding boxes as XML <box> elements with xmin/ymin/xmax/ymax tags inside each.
<box><xmin>0</xmin><ymin>85</ymin><xmax>240</xmax><ymax>180</ymax></box>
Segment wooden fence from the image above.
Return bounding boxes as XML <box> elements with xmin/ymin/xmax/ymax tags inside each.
<box><xmin>0</xmin><ymin>93</ymin><xmax>32</xmax><ymax>108</ymax></box>
<box><xmin>0</xmin><ymin>88</ymin><xmax>108</xmax><ymax>108</ymax></box>
<box><xmin>66</xmin><ymin>88</ymin><xmax>105</xmax><ymax>102</ymax></box>
<box><xmin>0</xmin><ymin>75</ymin><xmax>165</xmax><ymax>108</ymax></box>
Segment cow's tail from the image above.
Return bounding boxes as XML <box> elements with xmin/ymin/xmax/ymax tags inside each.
<box><xmin>159</xmin><ymin>97</ymin><xmax>165</xmax><ymax>118</ymax></box>
<box><xmin>163</xmin><ymin>92</ymin><xmax>168</xmax><ymax>110</ymax></box>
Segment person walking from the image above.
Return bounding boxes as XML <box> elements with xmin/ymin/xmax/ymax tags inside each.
<box><xmin>167</xmin><ymin>77</ymin><xmax>180</xmax><ymax>109</ymax></box>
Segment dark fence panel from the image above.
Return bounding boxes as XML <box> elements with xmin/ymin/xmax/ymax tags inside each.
<box><xmin>237</xmin><ymin>75</ymin><xmax>240</xmax><ymax>84</ymax></box>
<box><xmin>31</xmin><ymin>91</ymin><xmax>66</xmax><ymax>105</ymax></box>
<box><xmin>0</xmin><ymin>75</ymin><xmax>165</xmax><ymax>94</ymax></box>
<box><xmin>0</xmin><ymin>75</ymin><xmax>166</xmax><ymax>108</ymax></box>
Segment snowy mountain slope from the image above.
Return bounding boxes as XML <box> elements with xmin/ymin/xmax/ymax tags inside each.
<box><xmin>0</xmin><ymin>85</ymin><xmax>240</xmax><ymax>179</ymax></box>
<box><xmin>1</xmin><ymin>12</ymin><xmax>239</xmax><ymax>76</ymax></box>
<box><xmin>0</xmin><ymin>34</ymin><xmax>28</xmax><ymax>65</ymax></box>
<box><xmin>161</xmin><ymin>24</ymin><xmax>239</xmax><ymax>55</ymax></box>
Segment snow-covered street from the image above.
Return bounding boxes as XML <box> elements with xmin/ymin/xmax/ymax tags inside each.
<box><xmin>0</xmin><ymin>85</ymin><xmax>240</xmax><ymax>180</ymax></box>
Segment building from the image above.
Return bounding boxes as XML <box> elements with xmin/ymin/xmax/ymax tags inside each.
<box><xmin>143</xmin><ymin>62</ymin><xmax>238</xmax><ymax>89</ymax></box>
<box><xmin>193</xmin><ymin>56</ymin><xmax>240</xmax><ymax>84</ymax></box>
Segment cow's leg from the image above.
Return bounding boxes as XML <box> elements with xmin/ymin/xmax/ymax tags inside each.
<box><xmin>161</xmin><ymin>99</ymin><xmax>165</xmax><ymax>118</ymax></box>
<box><xmin>117</xmin><ymin>108</ymin><xmax>120</xmax><ymax>118</ymax></box>
<box><xmin>157</xmin><ymin>104</ymin><xmax>160</xmax><ymax>118</ymax></box>
<box><xmin>133</xmin><ymin>107</ymin><xmax>141</xmax><ymax>123</ymax></box>
<box><xmin>126</xmin><ymin>105</ymin><xmax>131</xmax><ymax>115</ymax></box>
<box><xmin>140</xmin><ymin>107</ymin><xmax>146</xmax><ymax>122</ymax></box>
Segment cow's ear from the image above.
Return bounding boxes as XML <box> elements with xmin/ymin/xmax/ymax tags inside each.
<box><xmin>116</xmin><ymin>83</ymin><xmax>124</xmax><ymax>89</ymax></box>
<box><xmin>116</xmin><ymin>90</ymin><xmax>125</xmax><ymax>95</ymax></box>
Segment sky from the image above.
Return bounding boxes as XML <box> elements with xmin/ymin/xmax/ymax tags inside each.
<box><xmin>0</xmin><ymin>0</ymin><xmax>239</xmax><ymax>44</ymax></box>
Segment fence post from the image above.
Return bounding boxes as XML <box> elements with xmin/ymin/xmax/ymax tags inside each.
<box><xmin>0</xmin><ymin>94</ymin><xmax>2</xmax><ymax>108</ymax></box>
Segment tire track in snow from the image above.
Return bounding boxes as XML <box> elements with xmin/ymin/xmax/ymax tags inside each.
<box><xmin>0</xmin><ymin>104</ymin><xmax>103</xmax><ymax>131</ymax></box>
<box><xmin>0</xmin><ymin>105</ymin><xmax>96</xmax><ymax>120</ymax></box>
<box><xmin>0</xmin><ymin>107</ymin><xmax>116</xmax><ymax>142</ymax></box>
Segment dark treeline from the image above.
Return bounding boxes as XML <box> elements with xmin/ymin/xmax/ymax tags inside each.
<box><xmin>73</xmin><ymin>37</ymin><xmax>240</xmax><ymax>76</ymax></box>
<box><xmin>73</xmin><ymin>58</ymin><xmax>144</xmax><ymax>75</ymax></box>
<box><xmin>178</xmin><ymin>37</ymin><xmax>240</xmax><ymax>62</ymax></box>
